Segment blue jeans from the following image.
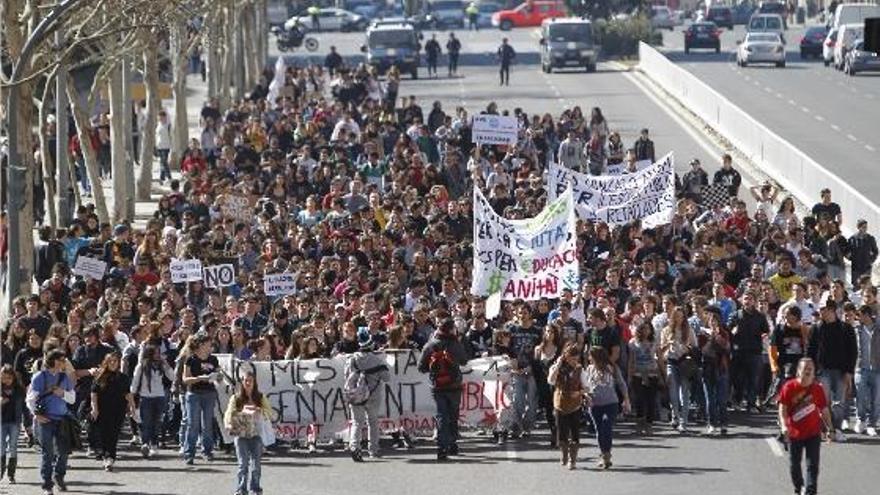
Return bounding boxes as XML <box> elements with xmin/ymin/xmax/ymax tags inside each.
<box><xmin>432</xmin><ymin>389</ymin><xmax>461</xmax><ymax>451</ymax></box>
<box><xmin>140</xmin><ymin>396</ymin><xmax>167</xmax><ymax>447</ymax></box>
<box><xmin>234</xmin><ymin>436</ymin><xmax>263</xmax><ymax>494</ymax></box>
<box><xmin>184</xmin><ymin>391</ymin><xmax>217</xmax><ymax>459</ymax></box>
<box><xmin>35</xmin><ymin>419</ymin><xmax>68</xmax><ymax>490</ymax></box>
<box><xmin>855</xmin><ymin>369</ymin><xmax>880</xmax><ymax>426</ymax></box>
<box><xmin>590</xmin><ymin>403</ymin><xmax>619</xmax><ymax>454</ymax></box>
<box><xmin>156</xmin><ymin>149</ymin><xmax>171</xmax><ymax>182</ymax></box>
<box><xmin>509</xmin><ymin>372</ymin><xmax>537</xmax><ymax>433</ymax></box>
<box><xmin>818</xmin><ymin>369</ymin><xmax>849</xmax><ymax>430</ymax></box>
<box><xmin>704</xmin><ymin>371</ymin><xmax>730</xmax><ymax>427</ymax></box>
<box><xmin>666</xmin><ymin>362</ymin><xmax>691</xmax><ymax>426</ymax></box>
<box><xmin>1</xmin><ymin>422</ymin><xmax>20</xmax><ymax>457</ymax></box>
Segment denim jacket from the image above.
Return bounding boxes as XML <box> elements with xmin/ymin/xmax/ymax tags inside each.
<box><xmin>856</xmin><ymin>321</ymin><xmax>880</xmax><ymax>372</ymax></box>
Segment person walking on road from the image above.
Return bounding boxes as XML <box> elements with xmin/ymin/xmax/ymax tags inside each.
<box><xmin>854</xmin><ymin>305</ymin><xmax>880</xmax><ymax>436</ymax></box>
<box><xmin>466</xmin><ymin>2</ymin><xmax>480</xmax><ymax>30</ymax></box>
<box><xmin>1</xmin><ymin>365</ymin><xmax>25</xmax><ymax>484</ymax></box>
<box><xmin>847</xmin><ymin>219</ymin><xmax>878</xmax><ymax>286</ymax></box>
<box><xmin>547</xmin><ymin>343</ymin><xmax>587</xmax><ymax>470</ymax></box>
<box><xmin>584</xmin><ymin>346</ymin><xmax>630</xmax><ymax>470</ymax></box>
<box><xmin>418</xmin><ymin>318</ymin><xmax>468</xmax><ymax>461</ymax></box>
<box><xmin>425</xmin><ymin>34</ymin><xmax>442</xmax><ymax>78</ymax></box>
<box><xmin>497</xmin><ymin>38</ymin><xmax>516</xmax><ymax>86</ymax></box>
<box><xmin>223</xmin><ymin>371</ymin><xmax>275</xmax><ymax>495</ymax></box>
<box><xmin>446</xmin><ymin>33</ymin><xmax>462</xmax><ymax>77</ymax></box>
<box><xmin>778</xmin><ymin>358</ymin><xmax>832</xmax><ymax>495</ymax></box>
<box><xmin>324</xmin><ymin>46</ymin><xmax>343</xmax><ymax>77</ymax></box>
<box><xmin>90</xmin><ymin>352</ymin><xmax>134</xmax><ymax>471</ymax></box>
<box><xmin>344</xmin><ymin>328</ymin><xmax>390</xmax><ymax>461</ymax></box>
<box><xmin>181</xmin><ymin>334</ymin><xmax>220</xmax><ymax>465</ymax></box>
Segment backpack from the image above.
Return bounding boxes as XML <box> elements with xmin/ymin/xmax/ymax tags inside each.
<box><xmin>343</xmin><ymin>360</ymin><xmax>371</xmax><ymax>406</ymax></box>
<box><xmin>429</xmin><ymin>347</ymin><xmax>461</xmax><ymax>389</ymax></box>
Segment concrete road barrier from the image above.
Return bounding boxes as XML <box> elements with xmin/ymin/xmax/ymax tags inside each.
<box><xmin>637</xmin><ymin>41</ymin><xmax>880</xmax><ymax>234</ymax></box>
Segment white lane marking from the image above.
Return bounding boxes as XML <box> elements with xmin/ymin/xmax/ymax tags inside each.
<box><xmin>775</xmin><ymin>93</ymin><xmax>783</xmax><ymax>98</ymax></box>
<box><xmin>814</xmin><ymin>115</ymin><xmax>825</xmax><ymax>122</ymax></box>
<box><xmin>867</xmin><ymin>145</ymin><xmax>876</xmax><ymax>151</ymax></box>
<box><xmin>831</xmin><ymin>124</ymin><xmax>841</xmax><ymax>131</ymax></box>
<box><xmin>765</xmin><ymin>437</ymin><xmax>785</xmax><ymax>457</ymax></box>
<box><xmin>847</xmin><ymin>134</ymin><xmax>858</xmax><ymax>142</ymax></box>
<box><xmin>764</xmin><ymin>86</ymin><xmax>773</xmax><ymax>93</ymax></box>
<box><xmin>867</xmin><ymin>94</ymin><xmax>876</xmax><ymax>99</ymax></box>
<box><xmin>754</xmin><ymin>80</ymin><xmax>761</xmax><ymax>86</ymax></box>
<box><xmin>506</xmin><ymin>442</ymin><xmax>518</xmax><ymax>461</ymax></box>
<box><xmin>744</xmin><ymin>75</ymin><xmax>751</xmax><ymax>81</ymax></box>
<box><xmin>800</xmin><ymin>106</ymin><xmax>810</xmax><ymax>113</ymax></box>
<box><xmin>788</xmin><ymin>99</ymin><xmax>796</xmax><ymax>105</ymax></box>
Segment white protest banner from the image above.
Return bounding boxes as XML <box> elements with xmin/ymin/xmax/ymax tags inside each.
<box><xmin>216</xmin><ymin>351</ymin><xmax>512</xmax><ymax>442</ymax></box>
<box><xmin>471</xmin><ymin>114</ymin><xmax>518</xmax><ymax>146</ymax></box>
<box><xmin>221</xmin><ymin>194</ymin><xmax>251</xmax><ymax>221</ymax></box>
<box><xmin>548</xmin><ymin>152</ymin><xmax>676</xmax><ymax>228</ymax></box>
<box><xmin>471</xmin><ymin>186</ymin><xmax>579</xmax><ymax>301</ymax></box>
<box><xmin>170</xmin><ymin>258</ymin><xmax>204</xmax><ymax>283</ymax></box>
<box><xmin>605</xmin><ymin>159</ymin><xmax>652</xmax><ymax>176</ymax></box>
<box><xmin>72</xmin><ymin>256</ymin><xmax>107</xmax><ymax>280</ymax></box>
<box><xmin>264</xmin><ymin>273</ymin><xmax>296</xmax><ymax>296</ymax></box>
<box><xmin>202</xmin><ymin>264</ymin><xmax>236</xmax><ymax>288</ymax></box>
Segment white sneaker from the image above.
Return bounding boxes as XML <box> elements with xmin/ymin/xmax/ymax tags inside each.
<box><xmin>854</xmin><ymin>420</ymin><xmax>865</xmax><ymax>434</ymax></box>
<box><xmin>841</xmin><ymin>419</ymin><xmax>850</xmax><ymax>431</ymax></box>
<box><xmin>834</xmin><ymin>430</ymin><xmax>847</xmax><ymax>443</ymax></box>
<box><xmin>706</xmin><ymin>425</ymin><xmax>716</xmax><ymax>435</ymax></box>
<box><xmin>676</xmin><ymin>424</ymin><xmax>686</xmax><ymax>433</ymax></box>
<box><xmin>867</xmin><ymin>426</ymin><xmax>878</xmax><ymax>437</ymax></box>
<box><xmin>149</xmin><ymin>446</ymin><xmax>159</xmax><ymax>457</ymax></box>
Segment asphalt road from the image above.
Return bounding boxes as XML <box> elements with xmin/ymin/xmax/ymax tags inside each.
<box><xmin>658</xmin><ymin>22</ymin><xmax>880</xmax><ymax>212</ymax></box>
<box><xmin>6</xmin><ymin>413</ymin><xmax>879</xmax><ymax>495</ymax></box>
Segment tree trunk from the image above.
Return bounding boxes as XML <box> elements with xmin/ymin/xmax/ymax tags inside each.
<box><xmin>221</xmin><ymin>1</ymin><xmax>236</xmax><ymax>106</ymax></box>
<box><xmin>233</xmin><ymin>1</ymin><xmax>246</xmax><ymax>100</ymax></box>
<box><xmin>137</xmin><ymin>38</ymin><xmax>160</xmax><ymax>200</ymax></box>
<box><xmin>243</xmin><ymin>3</ymin><xmax>260</xmax><ymax>91</ymax></box>
<box><xmin>204</xmin><ymin>9</ymin><xmax>220</xmax><ymax>99</ymax></box>
<box><xmin>108</xmin><ymin>62</ymin><xmax>131</xmax><ymax>223</ymax></box>
<box><xmin>121</xmin><ymin>57</ymin><xmax>136</xmax><ymax>219</ymax></box>
<box><xmin>38</xmin><ymin>78</ymin><xmax>58</xmax><ymax>228</ymax></box>
<box><xmin>169</xmin><ymin>20</ymin><xmax>189</xmax><ymax>172</ymax></box>
<box><xmin>66</xmin><ymin>79</ymin><xmax>110</xmax><ymax>223</ymax></box>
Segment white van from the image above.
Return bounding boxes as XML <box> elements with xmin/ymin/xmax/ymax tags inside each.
<box><xmin>748</xmin><ymin>13</ymin><xmax>786</xmax><ymax>42</ymax></box>
<box><xmin>834</xmin><ymin>23</ymin><xmax>865</xmax><ymax>69</ymax></box>
<box><xmin>831</xmin><ymin>3</ymin><xmax>880</xmax><ymax>31</ymax></box>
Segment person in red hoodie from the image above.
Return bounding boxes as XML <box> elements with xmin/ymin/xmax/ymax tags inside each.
<box><xmin>778</xmin><ymin>358</ymin><xmax>832</xmax><ymax>495</ymax></box>
<box><xmin>180</xmin><ymin>139</ymin><xmax>207</xmax><ymax>175</ymax></box>
<box><xmin>131</xmin><ymin>259</ymin><xmax>160</xmax><ymax>289</ymax></box>
<box><xmin>723</xmin><ymin>200</ymin><xmax>751</xmax><ymax>238</ymax></box>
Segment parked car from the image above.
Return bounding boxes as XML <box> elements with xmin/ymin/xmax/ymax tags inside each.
<box><xmin>822</xmin><ymin>27</ymin><xmax>839</xmax><ymax>66</ymax></box>
<box><xmin>286</xmin><ymin>8</ymin><xmax>367</xmax><ymax>32</ymax></box>
<box><xmin>346</xmin><ymin>0</ymin><xmax>381</xmax><ymax>20</ymax></box>
<box><xmin>492</xmin><ymin>1</ymin><xmax>568</xmax><ymax>30</ymax></box>
<box><xmin>427</xmin><ymin>0</ymin><xmax>465</xmax><ymax>28</ymax></box>
<box><xmin>731</xmin><ymin>2</ymin><xmax>757</xmax><ymax>25</ymax></box>
<box><xmin>833</xmin><ymin>23</ymin><xmax>864</xmax><ymax>70</ymax></box>
<box><xmin>651</xmin><ymin>5</ymin><xmax>677</xmax><ymax>30</ymax></box>
<box><xmin>685</xmin><ymin>21</ymin><xmax>722</xmax><ymax>53</ymax></box>
<box><xmin>799</xmin><ymin>25</ymin><xmax>827</xmax><ymax>58</ymax></box>
<box><xmin>705</xmin><ymin>6</ymin><xmax>733</xmax><ymax>29</ymax></box>
<box><xmin>845</xmin><ymin>39</ymin><xmax>880</xmax><ymax>75</ymax></box>
<box><xmin>737</xmin><ymin>31</ymin><xmax>786</xmax><ymax>67</ymax></box>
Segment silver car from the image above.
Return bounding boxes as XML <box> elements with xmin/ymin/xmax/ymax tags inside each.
<box><xmin>737</xmin><ymin>32</ymin><xmax>786</xmax><ymax>67</ymax></box>
<box><xmin>845</xmin><ymin>39</ymin><xmax>880</xmax><ymax>76</ymax></box>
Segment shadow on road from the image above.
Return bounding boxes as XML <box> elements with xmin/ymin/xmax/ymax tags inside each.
<box><xmin>609</xmin><ymin>464</ymin><xmax>728</xmax><ymax>475</ymax></box>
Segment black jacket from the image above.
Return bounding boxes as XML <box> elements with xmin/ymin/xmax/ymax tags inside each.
<box><xmin>808</xmin><ymin>319</ymin><xmax>857</xmax><ymax>375</ymax></box>
<box><xmin>847</xmin><ymin>233</ymin><xmax>878</xmax><ymax>271</ymax></box>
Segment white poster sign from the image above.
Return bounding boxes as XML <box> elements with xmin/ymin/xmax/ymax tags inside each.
<box><xmin>73</xmin><ymin>256</ymin><xmax>107</xmax><ymax>280</ymax></box>
<box><xmin>202</xmin><ymin>264</ymin><xmax>236</xmax><ymax>288</ymax></box>
<box><xmin>170</xmin><ymin>258</ymin><xmax>204</xmax><ymax>283</ymax></box>
<box><xmin>548</xmin><ymin>152</ymin><xmax>676</xmax><ymax>228</ymax></box>
<box><xmin>215</xmin><ymin>351</ymin><xmax>512</xmax><ymax>442</ymax></box>
<box><xmin>471</xmin><ymin>186</ymin><xmax>579</xmax><ymax>301</ymax></box>
<box><xmin>264</xmin><ymin>273</ymin><xmax>296</xmax><ymax>296</ymax></box>
<box><xmin>471</xmin><ymin>114</ymin><xmax>518</xmax><ymax>146</ymax></box>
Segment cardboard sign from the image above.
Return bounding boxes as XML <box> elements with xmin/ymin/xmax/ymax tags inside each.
<box><xmin>73</xmin><ymin>256</ymin><xmax>107</xmax><ymax>280</ymax></box>
<box><xmin>170</xmin><ymin>258</ymin><xmax>204</xmax><ymax>283</ymax></box>
<box><xmin>264</xmin><ymin>273</ymin><xmax>296</xmax><ymax>296</ymax></box>
<box><xmin>472</xmin><ymin>114</ymin><xmax>518</xmax><ymax>146</ymax></box>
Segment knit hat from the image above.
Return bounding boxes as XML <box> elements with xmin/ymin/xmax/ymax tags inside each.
<box><xmin>357</xmin><ymin>327</ymin><xmax>374</xmax><ymax>350</ymax></box>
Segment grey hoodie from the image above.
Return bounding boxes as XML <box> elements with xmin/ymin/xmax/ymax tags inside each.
<box><xmin>344</xmin><ymin>350</ymin><xmax>391</xmax><ymax>405</ymax></box>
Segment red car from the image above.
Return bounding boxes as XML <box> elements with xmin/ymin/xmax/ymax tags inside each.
<box><xmin>491</xmin><ymin>1</ymin><xmax>568</xmax><ymax>30</ymax></box>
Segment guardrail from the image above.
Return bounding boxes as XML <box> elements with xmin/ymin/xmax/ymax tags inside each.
<box><xmin>637</xmin><ymin>41</ymin><xmax>880</xmax><ymax>234</ymax></box>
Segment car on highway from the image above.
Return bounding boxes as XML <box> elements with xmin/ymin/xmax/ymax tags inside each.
<box><xmin>539</xmin><ymin>17</ymin><xmax>597</xmax><ymax>72</ymax></box>
<box><xmin>830</xmin><ymin>2</ymin><xmax>880</xmax><ymax>31</ymax></box>
<box><xmin>705</xmin><ymin>6</ymin><xmax>733</xmax><ymax>29</ymax></box>
<box><xmin>476</xmin><ymin>2</ymin><xmax>503</xmax><ymax>28</ymax></box>
<box><xmin>823</xmin><ymin>26</ymin><xmax>839</xmax><ymax>66</ymax></box>
<box><xmin>748</xmin><ymin>13</ymin><xmax>786</xmax><ymax>43</ymax></box>
<box><xmin>844</xmin><ymin>39</ymin><xmax>880</xmax><ymax>75</ymax></box>
<box><xmin>799</xmin><ymin>25</ymin><xmax>828</xmax><ymax>58</ymax></box>
<box><xmin>833</xmin><ymin>23</ymin><xmax>864</xmax><ymax>70</ymax></box>
<box><xmin>651</xmin><ymin>5</ymin><xmax>678</xmax><ymax>30</ymax></box>
<box><xmin>362</xmin><ymin>24</ymin><xmax>422</xmax><ymax>79</ymax></box>
<box><xmin>684</xmin><ymin>21</ymin><xmax>722</xmax><ymax>53</ymax></box>
<box><xmin>737</xmin><ymin>31</ymin><xmax>786</xmax><ymax>67</ymax></box>
<box><xmin>286</xmin><ymin>8</ymin><xmax>367</xmax><ymax>32</ymax></box>
<box><xmin>758</xmin><ymin>0</ymin><xmax>787</xmax><ymax>27</ymax></box>
<box><xmin>491</xmin><ymin>1</ymin><xmax>568</xmax><ymax>30</ymax></box>
<box><xmin>731</xmin><ymin>1</ymin><xmax>757</xmax><ymax>25</ymax></box>
<box><xmin>345</xmin><ymin>0</ymin><xmax>382</xmax><ymax>20</ymax></box>
<box><xmin>426</xmin><ymin>0</ymin><xmax>466</xmax><ymax>28</ymax></box>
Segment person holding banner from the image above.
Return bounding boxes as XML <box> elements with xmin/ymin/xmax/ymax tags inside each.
<box><xmin>418</xmin><ymin>319</ymin><xmax>468</xmax><ymax>461</ymax></box>
<box><xmin>345</xmin><ymin>329</ymin><xmax>390</xmax><ymax>462</ymax></box>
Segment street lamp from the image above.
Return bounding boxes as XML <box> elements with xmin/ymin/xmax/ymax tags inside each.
<box><xmin>4</xmin><ymin>0</ymin><xmax>83</xmax><ymax>314</ymax></box>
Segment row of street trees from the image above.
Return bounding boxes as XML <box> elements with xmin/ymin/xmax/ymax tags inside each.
<box><xmin>1</xmin><ymin>0</ymin><xmax>270</xmax><ymax>309</ymax></box>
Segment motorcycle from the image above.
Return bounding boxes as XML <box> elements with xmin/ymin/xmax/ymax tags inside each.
<box><xmin>271</xmin><ymin>25</ymin><xmax>319</xmax><ymax>52</ymax></box>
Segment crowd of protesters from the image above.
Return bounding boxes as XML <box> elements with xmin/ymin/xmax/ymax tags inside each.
<box><xmin>2</xmin><ymin>56</ymin><xmax>879</xmax><ymax>495</ymax></box>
